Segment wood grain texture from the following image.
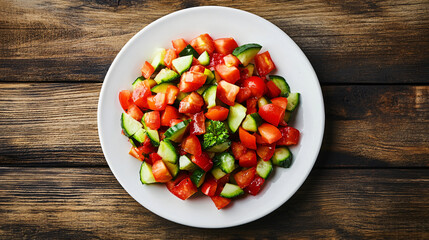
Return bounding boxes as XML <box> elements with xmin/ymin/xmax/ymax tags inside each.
<box><xmin>0</xmin><ymin>167</ymin><xmax>427</xmax><ymax>239</ymax></box>
<box><xmin>1</xmin><ymin>0</ymin><xmax>428</xmax><ymax>83</ymax></box>
<box><xmin>0</xmin><ymin>83</ymin><xmax>427</xmax><ymax>167</ymax></box>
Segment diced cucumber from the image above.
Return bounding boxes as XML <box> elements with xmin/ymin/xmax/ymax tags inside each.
<box><xmin>283</xmin><ymin>111</ymin><xmax>292</xmax><ymax>123</ymax></box>
<box><xmin>164</xmin><ymin>161</ymin><xmax>179</xmax><ymax>178</ymax></box>
<box><xmin>140</xmin><ymin>161</ymin><xmax>156</xmax><ymax>184</ymax></box>
<box><xmin>269</xmin><ymin>75</ymin><xmax>290</xmax><ymax>97</ymax></box>
<box><xmin>151</xmin><ymin>83</ymin><xmax>174</xmax><ymax>93</ymax></box>
<box><xmin>213</xmin><ymin>152</ymin><xmax>236</xmax><ymax>173</ymax></box>
<box><xmin>257</xmin><ymin>97</ymin><xmax>271</xmax><ymax>109</ymax></box>
<box><xmin>172</xmin><ymin>55</ymin><xmax>193</xmax><ymax>75</ymax></box>
<box><xmin>196</xmin><ymin>85</ymin><xmax>210</xmax><ymax>95</ymax></box>
<box><xmin>241</xmin><ymin>113</ymin><xmax>262</xmax><ymax>132</ymax></box>
<box><xmin>164</xmin><ymin>119</ymin><xmax>191</xmax><ymax>142</ymax></box>
<box><xmin>198</xmin><ymin>51</ymin><xmax>210</xmax><ymax>65</ymax></box>
<box><xmin>286</xmin><ymin>92</ymin><xmax>300</xmax><ymax>112</ymax></box>
<box><xmin>211</xmin><ymin>167</ymin><xmax>227</xmax><ymax>180</ymax></box>
<box><xmin>132</xmin><ymin>77</ymin><xmax>143</xmax><ymax>89</ymax></box>
<box><xmin>190</xmin><ymin>169</ymin><xmax>206</xmax><ymax>187</ymax></box>
<box><xmin>220</xmin><ymin>183</ymin><xmax>244</xmax><ymax>198</ymax></box>
<box><xmin>245</xmin><ymin>63</ymin><xmax>254</xmax><ymax>76</ymax></box>
<box><xmin>157</xmin><ymin>139</ymin><xmax>178</xmax><ymax>164</ymax></box>
<box><xmin>272</xmin><ymin>147</ymin><xmax>293</xmax><ymax>168</ymax></box>
<box><xmin>206</xmin><ymin>140</ymin><xmax>231</xmax><ymax>152</ymax></box>
<box><xmin>202</xmin><ymin>85</ymin><xmax>217</xmax><ymax>108</ymax></box>
<box><xmin>232</xmin><ymin>43</ymin><xmax>262</xmax><ymax>66</ymax></box>
<box><xmin>121</xmin><ymin>113</ymin><xmax>143</xmax><ymax>137</ymax></box>
<box><xmin>176</xmin><ymin>92</ymin><xmax>189</xmax><ymax>101</ymax></box>
<box><xmin>257</xmin><ymin>158</ymin><xmax>273</xmax><ymax>179</ymax></box>
<box><xmin>204</xmin><ymin>68</ymin><xmax>215</xmax><ymax>84</ymax></box>
<box><xmin>179</xmin><ymin>155</ymin><xmax>198</xmax><ymax>171</ymax></box>
<box><xmin>129</xmin><ymin>138</ymin><xmax>138</xmax><ymax>147</ymax></box>
<box><xmin>154</xmin><ymin>68</ymin><xmax>179</xmax><ymax>84</ymax></box>
<box><xmin>179</xmin><ymin>44</ymin><xmax>199</xmax><ymax>58</ymax></box>
<box><xmin>151</xmin><ymin>48</ymin><xmax>166</xmax><ymax>71</ymax></box>
<box><xmin>142</xmin><ymin>120</ymin><xmax>160</xmax><ymax>147</ymax></box>
<box><xmin>132</xmin><ymin>128</ymin><xmax>147</xmax><ymax>144</ymax></box>
<box><xmin>227</xmin><ymin>103</ymin><xmax>247</xmax><ymax>133</ymax></box>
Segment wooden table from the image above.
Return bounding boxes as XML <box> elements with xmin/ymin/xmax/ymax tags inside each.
<box><xmin>1</xmin><ymin>0</ymin><xmax>428</xmax><ymax>239</ymax></box>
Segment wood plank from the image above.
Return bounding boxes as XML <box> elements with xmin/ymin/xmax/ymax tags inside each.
<box><xmin>0</xmin><ymin>167</ymin><xmax>427</xmax><ymax>239</ymax></box>
<box><xmin>0</xmin><ymin>83</ymin><xmax>428</xmax><ymax>167</ymax></box>
<box><xmin>0</xmin><ymin>0</ymin><xmax>428</xmax><ymax>83</ymax></box>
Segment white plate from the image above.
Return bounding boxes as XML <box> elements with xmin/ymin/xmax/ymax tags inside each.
<box><xmin>98</xmin><ymin>6</ymin><xmax>324</xmax><ymax>228</ymax></box>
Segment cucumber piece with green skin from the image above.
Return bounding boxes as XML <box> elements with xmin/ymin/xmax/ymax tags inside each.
<box><xmin>272</xmin><ymin>147</ymin><xmax>293</xmax><ymax>168</ymax></box>
<box><xmin>179</xmin><ymin>155</ymin><xmax>198</xmax><ymax>171</ymax></box>
<box><xmin>142</xmin><ymin>119</ymin><xmax>160</xmax><ymax>147</ymax></box>
<box><xmin>206</xmin><ymin>140</ymin><xmax>231</xmax><ymax>152</ymax></box>
<box><xmin>213</xmin><ymin>152</ymin><xmax>236</xmax><ymax>173</ymax></box>
<box><xmin>220</xmin><ymin>183</ymin><xmax>244</xmax><ymax>198</ymax></box>
<box><xmin>190</xmin><ymin>169</ymin><xmax>206</xmax><ymax>187</ymax></box>
<box><xmin>286</xmin><ymin>92</ymin><xmax>300</xmax><ymax>111</ymax></box>
<box><xmin>197</xmin><ymin>51</ymin><xmax>210</xmax><ymax>65</ymax></box>
<box><xmin>196</xmin><ymin>85</ymin><xmax>210</xmax><ymax>95</ymax></box>
<box><xmin>179</xmin><ymin>44</ymin><xmax>199</xmax><ymax>58</ymax></box>
<box><xmin>154</xmin><ymin>68</ymin><xmax>179</xmax><ymax>84</ymax></box>
<box><xmin>257</xmin><ymin>158</ymin><xmax>273</xmax><ymax>179</ymax></box>
<box><xmin>269</xmin><ymin>75</ymin><xmax>290</xmax><ymax>97</ymax></box>
<box><xmin>202</xmin><ymin>85</ymin><xmax>217</xmax><ymax>108</ymax></box>
<box><xmin>257</xmin><ymin>97</ymin><xmax>271</xmax><ymax>109</ymax></box>
<box><xmin>176</xmin><ymin>92</ymin><xmax>189</xmax><ymax>101</ymax></box>
<box><xmin>151</xmin><ymin>83</ymin><xmax>174</xmax><ymax>93</ymax></box>
<box><xmin>241</xmin><ymin>113</ymin><xmax>263</xmax><ymax>132</ymax></box>
<box><xmin>132</xmin><ymin>77</ymin><xmax>144</xmax><ymax>89</ymax></box>
<box><xmin>211</xmin><ymin>167</ymin><xmax>227</xmax><ymax>180</ymax></box>
<box><xmin>227</xmin><ymin>103</ymin><xmax>247</xmax><ymax>133</ymax></box>
<box><xmin>283</xmin><ymin>111</ymin><xmax>292</xmax><ymax>123</ymax></box>
<box><xmin>232</xmin><ymin>43</ymin><xmax>262</xmax><ymax>66</ymax></box>
<box><xmin>164</xmin><ymin>161</ymin><xmax>179</xmax><ymax>178</ymax></box>
<box><xmin>157</xmin><ymin>139</ymin><xmax>178</xmax><ymax>164</ymax></box>
<box><xmin>132</xmin><ymin>128</ymin><xmax>147</xmax><ymax>144</ymax></box>
<box><xmin>172</xmin><ymin>55</ymin><xmax>193</xmax><ymax>75</ymax></box>
<box><xmin>164</xmin><ymin>119</ymin><xmax>191</xmax><ymax>142</ymax></box>
<box><xmin>151</xmin><ymin>48</ymin><xmax>166</xmax><ymax>71</ymax></box>
<box><xmin>204</xmin><ymin>68</ymin><xmax>215</xmax><ymax>84</ymax></box>
<box><xmin>140</xmin><ymin>161</ymin><xmax>156</xmax><ymax>184</ymax></box>
<box><xmin>121</xmin><ymin>113</ymin><xmax>143</xmax><ymax>137</ymax></box>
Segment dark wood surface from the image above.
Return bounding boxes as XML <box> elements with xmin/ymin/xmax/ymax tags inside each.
<box><xmin>1</xmin><ymin>0</ymin><xmax>428</xmax><ymax>239</ymax></box>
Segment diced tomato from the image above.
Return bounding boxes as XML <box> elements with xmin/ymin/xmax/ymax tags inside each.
<box><xmin>129</xmin><ymin>147</ymin><xmax>143</xmax><ymax>161</ymax></box>
<box><xmin>189</xmin><ymin>65</ymin><xmax>206</xmax><ymax>73</ymax></box>
<box><xmin>211</xmin><ymin>196</ymin><xmax>232</xmax><ymax>210</ymax></box>
<box><xmin>266</xmin><ymin>81</ymin><xmax>281</xmax><ymax>98</ymax></box>
<box><xmin>234</xmin><ymin>167</ymin><xmax>256</xmax><ymax>189</ymax></box>
<box><xmin>259</xmin><ymin>104</ymin><xmax>284</xmax><ymax>126</ymax></box>
<box><xmin>164</xmin><ymin>49</ymin><xmax>177</xmax><ymax>69</ymax></box>
<box><xmin>213</xmin><ymin>38</ymin><xmax>238</xmax><ymax>55</ymax></box>
<box><xmin>223</xmin><ymin>54</ymin><xmax>240</xmax><ymax>67</ymax></box>
<box><xmin>143</xmin><ymin>79</ymin><xmax>157</xmax><ymax>89</ymax></box>
<box><xmin>169</xmin><ymin>118</ymin><xmax>183</xmax><ymax>127</ymax></box>
<box><xmin>214</xmin><ymin>174</ymin><xmax>230</xmax><ymax>196</ymax></box>
<box><xmin>119</xmin><ymin>90</ymin><xmax>133</xmax><ymax>111</ymax></box>
<box><xmin>147</xmin><ymin>92</ymin><xmax>167</xmax><ymax>111</ymax></box>
<box><xmin>201</xmin><ymin>174</ymin><xmax>218</xmax><ymax>197</ymax></box>
<box><xmin>242</xmin><ymin>76</ymin><xmax>266</xmax><ymax>98</ymax></box>
<box><xmin>168</xmin><ymin>177</ymin><xmax>198</xmax><ymax>200</ymax></box>
<box><xmin>240</xmin><ymin>67</ymin><xmax>252</xmax><ymax>81</ymax></box>
<box><xmin>246</xmin><ymin>97</ymin><xmax>258</xmax><ymax>114</ymax></box>
<box><xmin>191</xmin><ymin>152</ymin><xmax>213</xmax><ymax>172</ymax></box>
<box><xmin>235</xmin><ymin>87</ymin><xmax>252</xmax><ymax>103</ymax></box>
<box><xmin>178</xmin><ymin>92</ymin><xmax>204</xmax><ymax>114</ymax></box>
<box><xmin>178</xmin><ymin>71</ymin><xmax>207</xmax><ymax>92</ymax></box>
<box><xmin>192</xmin><ymin>57</ymin><xmax>200</xmax><ymax>66</ymax></box>
<box><xmin>182</xmin><ymin>134</ymin><xmax>202</xmax><ymax>156</ymax></box>
<box><xmin>238</xmin><ymin>150</ymin><xmax>257</xmax><ymax>168</ymax></box>
<box><xmin>244</xmin><ymin>176</ymin><xmax>265</xmax><ymax>195</ymax></box>
<box><xmin>126</xmin><ymin>104</ymin><xmax>144</xmax><ymax>121</ymax></box>
<box><xmin>271</xmin><ymin>97</ymin><xmax>288</xmax><ymax>111</ymax></box>
<box><xmin>165</xmin><ymin>85</ymin><xmax>179</xmax><ymax>105</ymax></box>
<box><xmin>231</xmin><ymin>142</ymin><xmax>247</xmax><ymax>160</ymax></box>
<box><xmin>190</xmin><ymin>33</ymin><xmax>215</xmax><ymax>55</ymax></box>
<box><xmin>255</xmin><ymin>132</ymin><xmax>269</xmax><ymax>145</ymax></box>
<box><xmin>132</xmin><ymin>84</ymin><xmax>151</xmax><ymax>109</ymax></box>
<box><xmin>172</xmin><ymin>38</ymin><xmax>188</xmax><ymax>54</ymax></box>
<box><xmin>141</xmin><ymin>61</ymin><xmax>155</xmax><ymax>79</ymax></box>
<box><xmin>208</xmin><ymin>53</ymin><xmax>225</xmax><ymax>70</ymax></box>
<box><xmin>216</xmin><ymin>80</ymin><xmax>240</xmax><ymax>106</ymax></box>
<box><xmin>277</xmin><ymin>126</ymin><xmax>300</xmax><ymax>146</ymax></box>
<box><xmin>161</xmin><ymin>106</ymin><xmax>181</xmax><ymax>126</ymax></box>
<box><xmin>239</xmin><ymin>127</ymin><xmax>257</xmax><ymax>150</ymax></box>
<box><xmin>190</xmin><ymin>111</ymin><xmax>206</xmax><ymax>135</ymax></box>
<box><xmin>143</xmin><ymin>110</ymin><xmax>160</xmax><ymax>130</ymax></box>
<box><xmin>205</xmin><ymin>106</ymin><xmax>229</xmax><ymax>121</ymax></box>
<box><xmin>256</xmin><ymin>143</ymin><xmax>276</xmax><ymax>161</ymax></box>
<box><xmin>215</xmin><ymin>64</ymin><xmax>240</xmax><ymax>84</ymax></box>
<box><xmin>137</xmin><ymin>137</ymin><xmax>157</xmax><ymax>155</ymax></box>
<box><xmin>152</xmin><ymin>160</ymin><xmax>172</xmax><ymax>183</ymax></box>
<box><xmin>254</xmin><ymin>51</ymin><xmax>276</xmax><ymax>77</ymax></box>
<box><xmin>147</xmin><ymin>153</ymin><xmax>162</xmax><ymax>165</ymax></box>
<box><xmin>258</xmin><ymin>123</ymin><xmax>282</xmax><ymax>144</ymax></box>
<box><xmin>166</xmin><ymin>172</ymin><xmax>189</xmax><ymax>190</ymax></box>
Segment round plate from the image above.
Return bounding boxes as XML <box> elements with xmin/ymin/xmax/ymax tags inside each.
<box><xmin>98</xmin><ymin>6</ymin><xmax>324</xmax><ymax>228</ymax></box>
